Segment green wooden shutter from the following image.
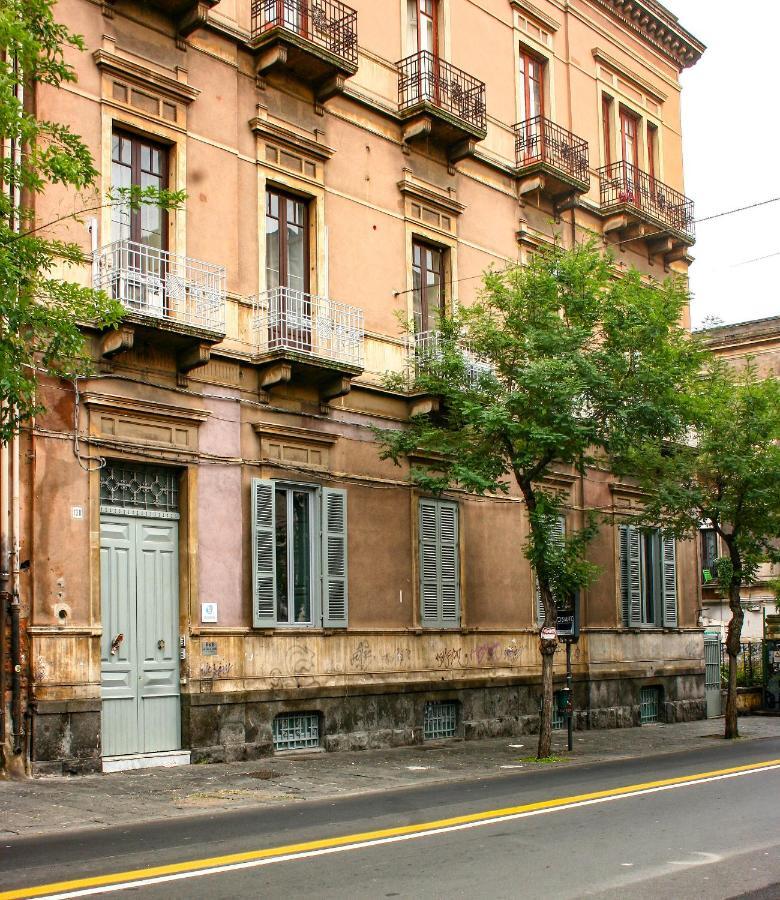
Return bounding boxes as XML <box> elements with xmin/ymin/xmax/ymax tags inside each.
<box><xmin>627</xmin><ymin>525</ymin><xmax>642</xmax><ymax>627</ymax></box>
<box><xmin>419</xmin><ymin>498</ymin><xmax>460</xmax><ymax>627</ymax></box>
<box><xmin>321</xmin><ymin>487</ymin><xmax>348</xmax><ymax>628</ymax></box>
<box><xmin>661</xmin><ymin>535</ymin><xmax>677</xmax><ymax>627</ymax></box>
<box><xmin>619</xmin><ymin>524</ymin><xmax>630</xmax><ymax>625</ymax></box>
<box><xmin>419</xmin><ymin>498</ymin><xmax>441</xmax><ymax>625</ymax></box>
<box><xmin>536</xmin><ymin>515</ymin><xmax>566</xmax><ymax>623</ymax></box>
<box><xmin>252</xmin><ymin>478</ymin><xmax>276</xmax><ymax>627</ymax></box>
<box><xmin>438</xmin><ymin>501</ymin><xmax>460</xmax><ymax>625</ymax></box>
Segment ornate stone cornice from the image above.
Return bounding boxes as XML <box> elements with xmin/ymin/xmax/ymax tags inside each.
<box><xmin>93</xmin><ymin>49</ymin><xmax>200</xmax><ymax>103</ymax></box>
<box><xmin>589</xmin><ymin>0</ymin><xmax>705</xmax><ymax>70</ymax></box>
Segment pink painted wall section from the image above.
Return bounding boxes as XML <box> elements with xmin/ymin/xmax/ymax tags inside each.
<box><xmin>197</xmin><ymin>392</ymin><xmax>243</xmax><ymax>625</ymax></box>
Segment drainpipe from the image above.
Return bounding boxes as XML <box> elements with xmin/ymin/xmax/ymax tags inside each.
<box><xmin>10</xmin><ymin>428</ymin><xmax>22</xmax><ymax>757</ymax></box>
<box><xmin>0</xmin><ymin>424</ymin><xmax>9</xmax><ymax>751</ymax></box>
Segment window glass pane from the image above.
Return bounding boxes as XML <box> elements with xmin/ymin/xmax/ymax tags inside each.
<box><xmin>412</xmin><ymin>258</ymin><xmax>423</xmax><ymax>333</ymax></box>
<box><xmin>265</xmin><ymin>206</ymin><xmax>280</xmax><ymax>291</ymax></box>
<box><xmin>286</xmin><ymin>220</ymin><xmax>305</xmax><ymax>293</ymax></box>
<box><xmin>111</xmin><ymin>158</ymin><xmax>132</xmax><ymax>243</ymax></box>
<box><xmin>120</xmin><ymin>135</ymin><xmax>131</xmax><ymax>165</ymax></box>
<box><xmin>292</xmin><ymin>491</ymin><xmax>311</xmax><ymax>623</ymax></box>
<box><xmin>275</xmin><ymin>489</ymin><xmax>289</xmax><ymax>623</ymax></box>
<box><xmin>140</xmin><ymin>168</ymin><xmax>162</xmax><ymax>249</ymax></box>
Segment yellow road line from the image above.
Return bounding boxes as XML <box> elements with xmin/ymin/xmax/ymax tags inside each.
<box><xmin>2</xmin><ymin>758</ymin><xmax>778</xmax><ymax>900</ymax></box>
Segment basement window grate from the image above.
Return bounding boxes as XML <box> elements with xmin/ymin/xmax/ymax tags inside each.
<box><xmin>273</xmin><ymin>712</ymin><xmax>320</xmax><ymax>751</ymax></box>
<box><xmin>640</xmin><ymin>686</ymin><xmax>661</xmax><ymax>724</ymax></box>
<box><xmin>424</xmin><ymin>701</ymin><xmax>457</xmax><ymax>740</ymax></box>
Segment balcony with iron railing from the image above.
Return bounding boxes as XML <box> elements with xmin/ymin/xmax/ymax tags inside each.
<box><xmin>598</xmin><ymin>161</ymin><xmax>695</xmax><ymax>251</ymax></box>
<box><xmin>92</xmin><ymin>240</ymin><xmax>226</xmax><ymax>372</ymax></box>
<box><xmin>397</xmin><ymin>52</ymin><xmax>487</xmax><ymax>161</ymax></box>
<box><xmin>514</xmin><ymin>116</ymin><xmax>590</xmax><ymax>210</ymax></box>
<box><xmin>252</xmin><ymin>286</ymin><xmax>364</xmax><ymax>401</ymax></box>
<box><xmin>250</xmin><ymin>0</ymin><xmax>358</xmax><ymax>101</ymax></box>
<box><xmin>411</xmin><ymin>329</ymin><xmax>493</xmax><ymax>389</ymax></box>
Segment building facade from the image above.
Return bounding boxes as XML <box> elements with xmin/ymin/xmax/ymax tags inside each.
<box><xmin>696</xmin><ymin>315</ymin><xmax>780</xmax><ymax>642</ymax></box>
<box><xmin>5</xmin><ymin>0</ymin><xmax>708</xmax><ymax>774</ymax></box>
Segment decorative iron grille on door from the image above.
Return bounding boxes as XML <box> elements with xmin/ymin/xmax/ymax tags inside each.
<box><xmin>100</xmin><ymin>463</ymin><xmax>179</xmax><ymax>519</ymax></box>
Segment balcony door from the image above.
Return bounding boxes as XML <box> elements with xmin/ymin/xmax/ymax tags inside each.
<box><xmin>518</xmin><ymin>48</ymin><xmax>545</xmax><ymax>162</ymax></box>
<box><xmin>408</xmin><ymin>0</ymin><xmax>439</xmax><ymax>102</ymax></box>
<box><xmin>412</xmin><ymin>240</ymin><xmax>445</xmax><ymax>338</ymax></box>
<box><xmin>111</xmin><ymin>131</ymin><xmax>168</xmax><ymax>317</ymax></box>
<box><xmin>265</xmin><ymin>188</ymin><xmax>310</xmax><ymax>351</ymax></box>
<box><xmin>619</xmin><ymin>108</ymin><xmax>640</xmax><ymax>204</ymax></box>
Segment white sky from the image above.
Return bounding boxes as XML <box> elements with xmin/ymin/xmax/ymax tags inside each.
<box><xmin>663</xmin><ymin>0</ymin><xmax>780</xmax><ymax>328</ymax></box>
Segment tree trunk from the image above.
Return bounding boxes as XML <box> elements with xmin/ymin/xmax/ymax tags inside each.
<box><xmin>724</xmin><ymin>576</ymin><xmax>744</xmax><ymax>740</ymax></box>
<box><xmin>537</xmin><ymin>638</ymin><xmax>556</xmax><ymax>758</ymax></box>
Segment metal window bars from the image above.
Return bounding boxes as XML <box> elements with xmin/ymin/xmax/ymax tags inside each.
<box><xmin>423</xmin><ymin>700</ymin><xmax>458</xmax><ymax>740</ymax></box>
<box><xmin>598</xmin><ymin>161</ymin><xmax>695</xmax><ymax>242</ymax></box>
<box><xmin>272</xmin><ymin>712</ymin><xmax>320</xmax><ymax>751</ymax></box>
<box><xmin>252</xmin><ymin>286</ymin><xmax>364</xmax><ymax>368</ymax></box>
<box><xmin>640</xmin><ymin>686</ymin><xmax>661</xmax><ymax>724</ymax></box>
<box><xmin>93</xmin><ymin>240</ymin><xmax>226</xmax><ymax>334</ymax></box>
<box><xmin>514</xmin><ymin>115</ymin><xmax>590</xmax><ymax>186</ymax></box>
<box><xmin>99</xmin><ymin>463</ymin><xmax>179</xmax><ymax>516</ymax></box>
<box><xmin>397</xmin><ymin>51</ymin><xmax>487</xmax><ymax>133</ymax></box>
<box><xmin>411</xmin><ymin>329</ymin><xmax>493</xmax><ymax>387</ymax></box>
<box><xmin>251</xmin><ymin>0</ymin><xmax>358</xmax><ymax>66</ymax></box>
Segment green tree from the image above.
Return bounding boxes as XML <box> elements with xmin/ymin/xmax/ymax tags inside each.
<box><xmin>0</xmin><ymin>0</ymin><xmax>183</xmax><ymax>442</ymax></box>
<box><xmin>376</xmin><ymin>242</ymin><xmax>703</xmax><ymax>758</ymax></box>
<box><xmin>634</xmin><ymin>361</ymin><xmax>780</xmax><ymax>739</ymax></box>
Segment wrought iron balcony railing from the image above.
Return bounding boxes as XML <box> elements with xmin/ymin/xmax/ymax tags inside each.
<box><xmin>252</xmin><ymin>287</ymin><xmax>364</xmax><ymax>368</ymax></box>
<box><xmin>93</xmin><ymin>240</ymin><xmax>226</xmax><ymax>334</ymax></box>
<box><xmin>598</xmin><ymin>161</ymin><xmax>695</xmax><ymax>242</ymax></box>
<box><xmin>514</xmin><ymin>116</ymin><xmax>590</xmax><ymax>186</ymax></box>
<box><xmin>412</xmin><ymin>329</ymin><xmax>493</xmax><ymax>387</ymax></box>
<box><xmin>251</xmin><ymin>0</ymin><xmax>358</xmax><ymax>67</ymax></box>
<box><xmin>397</xmin><ymin>51</ymin><xmax>487</xmax><ymax>133</ymax></box>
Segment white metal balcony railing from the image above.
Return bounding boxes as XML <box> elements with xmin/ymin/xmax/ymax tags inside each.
<box><xmin>252</xmin><ymin>286</ymin><xmax>364</xmax><ymax>368</ymax></box>
<box><xmin>412</xmin><ymin>329</ymin><xmax>493</xmax><ymax>386</ymax></box>
<box><xmin>93</xmin><ymin>240</ymin><xmax>227</xmax><ymax>334</ymax></box>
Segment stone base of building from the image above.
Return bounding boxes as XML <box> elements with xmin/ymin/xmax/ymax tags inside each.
<box><xmin>28</xmin><ymin>675</ymin><xmax>706</xmax><ymax>773</ymax></box>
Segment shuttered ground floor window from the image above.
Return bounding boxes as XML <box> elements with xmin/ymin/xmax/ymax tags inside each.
<box><xmin>619</xmin><ymin>525</ymin><xmax>677</xmax><ymax>628</ymax></box>
<box><xmin>252</xmin><ymin>480</ymin><xmax>348</xmax><ymax>628</ymax></box>
<box><xmin>424</xmin><ymin>701</ymin><xmax>458</xmax><ymax>739</ymax></box>
<box><xmin>273</xmin><ymin>712</ymin><xmax>320</xmax><ymax>751</ymax></box>
<box><xmin>419</xmin><ymin>498</ymin><xmax>460</xmax><ymax>628</ymax></box>
<box><xmin>640</xmin><ymin>686</ymin><xmax>662</xmax><ymax>724</ymax></box>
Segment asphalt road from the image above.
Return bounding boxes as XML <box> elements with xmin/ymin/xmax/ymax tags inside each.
<box><xmin>1</xmin><ymin>737</ymin><xmax>778</xmax><ymax>899</ymax></box>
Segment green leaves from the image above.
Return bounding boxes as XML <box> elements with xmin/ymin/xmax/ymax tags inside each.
<box><xmin>376</xmin><ymin>242</ymin><xmax>703</xmax><ymax>621</ymax></box>
<box><xmin>0</xmin><ymin>0</ymin><xmax>185</xmax><ymax>441</ymax></box>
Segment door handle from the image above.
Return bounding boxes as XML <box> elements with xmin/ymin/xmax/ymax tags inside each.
<box><xmin>110</xmin><ymin>633</ymin><xmax>124</xmax><ymax>655</ymax></box>
<box><xmin>157</xmin><ymin>639</ymin><xmax>166</xmax><ymax>651</ymax></box>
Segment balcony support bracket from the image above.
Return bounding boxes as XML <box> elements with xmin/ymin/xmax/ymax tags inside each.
<box><xmin>177</xmin><ymin>341</ymin><xmax>211</xmax><ymax>376</ymax></box>
<box><xmin>255</xmin><ymin>42</ymin><xmax>289</xmax><ymax>75</ymax></box>
<box><xmin>647</xmin><ymin>236</ymin><xmax>675</xmax><ymax>258</ymax></box>
<box><xmin>603</xmin><ymin>213</ymin><xmax>630</xmax><ymax>235</ymax></box>
<box><xmin>518</xmin><ymin>174</ymin><xmax>545</xmax><ymax>197</ymax></box>
<box><xmin>553</xmin><ymin>191</ymin><xmax>581</xmax><ymax>219</ymax></box>
<box><xmin>448</xmin><ymin>138</ymin><xmax>477</xmax><ymax>165</ymax></box>
<box><xmin>401</xmin><ymin>116</ymin><xmax>433</xmax><ymax>147</ymax></box>
<box><xmin>258</xmin><ymin>361</ymin><xmax>293</xmax><ymax>390</ymax></box>
<box><xmin>316</xmin><ymin>73</ymin><xmax>346</xmax><ymax>106</ymax></box>
<box><xmin>664</xmin><ymin>245</ymin><xmax>690</xmax><ymax>267</ymax></box>
<box><xmin>409</xmin><ymin>395</ymin><xmax>440</xmax><ymax>418</ymax></box>
<box><xmin>178</xmin><ymin>2</ymin><xmax>214</xmax><ymax>39</ymax></box>
<box><xmin>319</xmin><ymin>375</ymin><xmax>353</xmax><ymax>405</ymax></box>
<box><xmin>100</xmin><ymin>326</ymin><xmax>135</xmax><ymax>360</ymax></box>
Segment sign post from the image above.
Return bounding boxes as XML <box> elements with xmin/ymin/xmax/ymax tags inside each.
<box><xmin>558</xmin><ymin>591</ymin><xmax>580</xmax><ymax>752</ymax></box>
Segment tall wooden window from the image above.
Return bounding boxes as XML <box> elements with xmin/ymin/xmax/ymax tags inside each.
<box><xmin>620</xmin><ymin>108</ymin><xmax>640</xmax><ymax>170</ymax></box>
<box><xmin>602</xmin><ymin>95</ymin><xmax>613</xmax><ymax>169</ymax></box>
<box><xmin>412</xmin><ymin>240</ymin><xmax>445</xmax><ymax>334</ymax></box>
<box><xmin>407</xmin><ymin>0</ymin><xmax>438</xmax><ymax>56</ymax></box>
<box><xmin>111</xmin><ymin>131</ymin><xmax>167</xmax><ymax>250</ymax></box>
<box><xmin>265</xmin><ymin>188</ymin><xmax>308</xmax><ymax>294</ymax></box>
<box><xmin>619</xmin><ymin>525</ymin><xmax>677</xmax><ymax>628</ymax></box>
<box><xmin>647</xmin><ymin>122</ymin><xmax>658</xmax><ymax>186</ymax></box>
<box><xmin>518</xmin><ymin>48</ymin><xmax>545</xmax><ymax>123</ymax></box>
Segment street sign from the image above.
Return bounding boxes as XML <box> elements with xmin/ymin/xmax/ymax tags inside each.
<box><xmin>556</xmin><ymin>590</ymin><xmax>580</xmax><ymax>642</ymax></box>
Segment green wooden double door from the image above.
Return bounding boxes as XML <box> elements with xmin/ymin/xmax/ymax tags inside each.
<box><xmin>100</xmin><ymin>515</ymin><xmax>180</xmax><ymax>758</ymax></box>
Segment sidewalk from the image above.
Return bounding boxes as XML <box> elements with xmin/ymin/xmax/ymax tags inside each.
<box><xmin>1</xmin><ymin>717</ymin><xmax>779</xmax><ymax>839</ymax></box>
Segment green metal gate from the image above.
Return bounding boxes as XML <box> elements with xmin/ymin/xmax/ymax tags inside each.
<box><xmin>704</xmin><ymin>631</ymin><xmax>722</xmax><ymax>718</ymax></box>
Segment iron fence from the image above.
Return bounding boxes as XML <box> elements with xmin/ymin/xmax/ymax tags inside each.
<box><xmin>514</xmin><ymin>115</ymin><xmax>590</xmax><ymax>185</ymax></box>
<box><xmin>721</xmin><ymin>641</ymin><xmax>764</xmax><ymax>687</ymax></box>
<box><xmin>397</xmin><ymin>51</ymin><xmax>486</xmax><ymax>133</ymax></box>
<box><xmin>598</xmin><ymin>160</ymin><xmax>695</xmax><ymax>242</ymax></box>
<box><xmin>92</xmin><ymin>240</ymin><xmax>226</xmax><ymax>333</ymax></box>
<box><xmin>250</xmin><ymin>0</ymin><xmax>358</xmax><ymax>65</ymax></box>
<box><xmin>411</xmin><ymin>329</ymin><xmax>493</xmax><ymax>387</ymax></box>
<box><xmin>252</xmin><ymin>286</ymin><xmax>364</xmax><ymax>368</ymax></box>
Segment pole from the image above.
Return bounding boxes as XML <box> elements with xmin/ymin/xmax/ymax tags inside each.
<box><xmin>566</xmin><ymin>639</ymin><xmax>573</xmax><ymax>752</ymax></box>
